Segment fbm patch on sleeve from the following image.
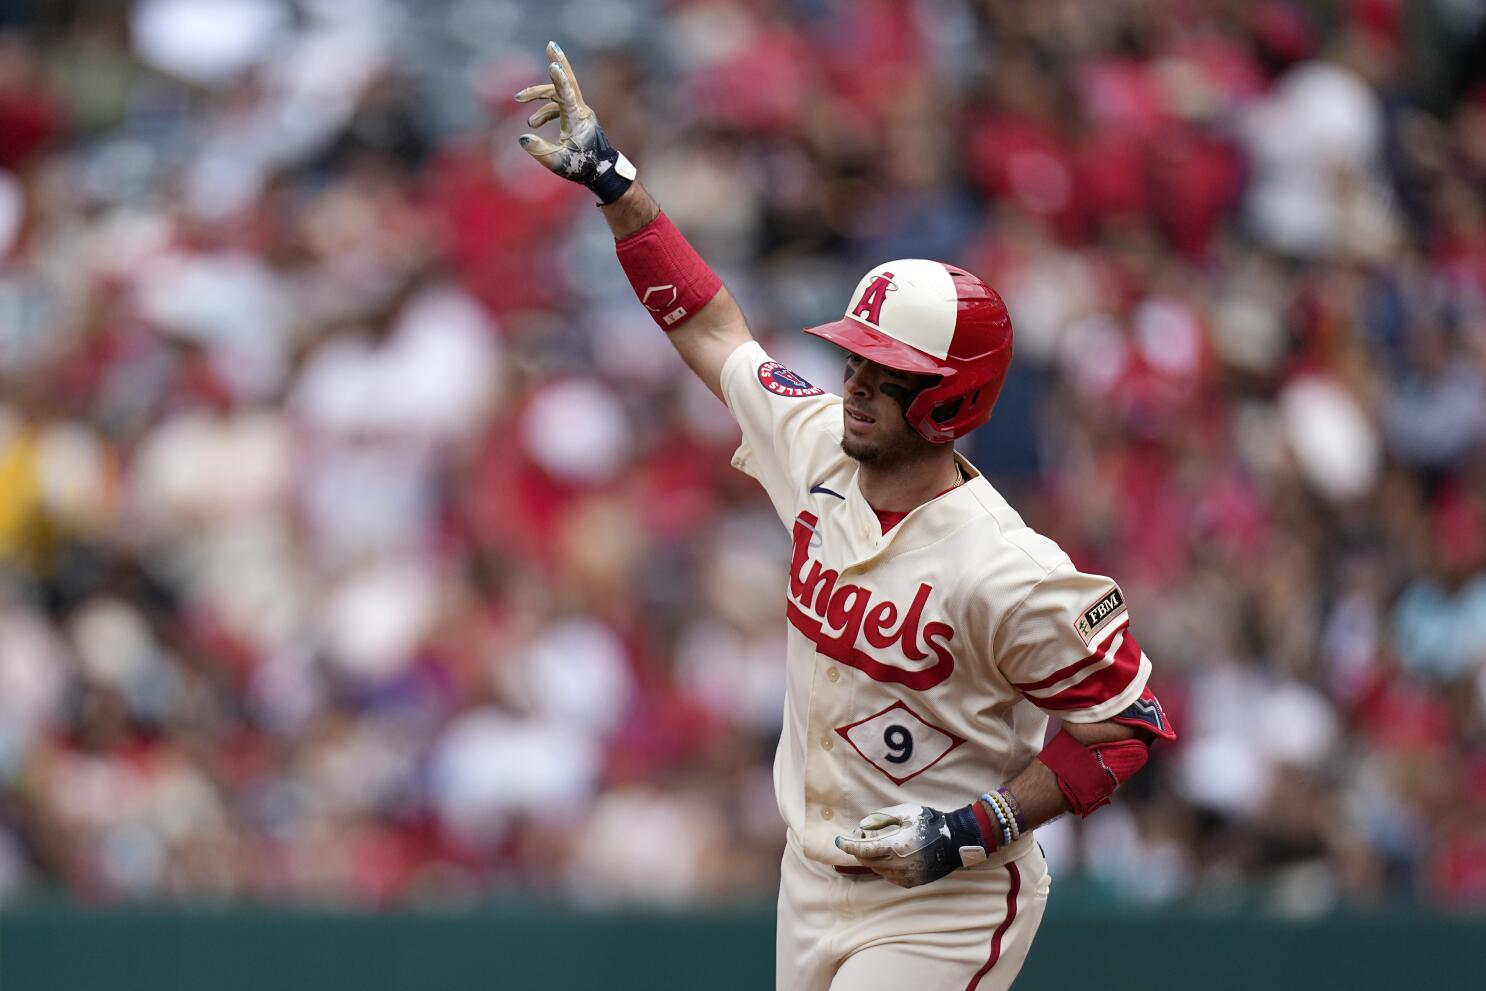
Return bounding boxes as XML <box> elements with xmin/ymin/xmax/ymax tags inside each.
<box><xmin>1074</xmin><ymin>586</ymin><xmax>1125</xmax><ymax>643</ymax></box>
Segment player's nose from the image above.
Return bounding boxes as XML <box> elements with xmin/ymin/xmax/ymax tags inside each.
<box><xmin>843</xmin><ymin>356</ymin><xmax>879</xmax><ymax>396</ymax></box>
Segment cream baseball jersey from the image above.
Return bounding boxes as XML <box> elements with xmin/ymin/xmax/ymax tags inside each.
<box><xmin>719</xmin><ymin>340</ymin><xmax>1154</xmax><ymax>870</ymax></box>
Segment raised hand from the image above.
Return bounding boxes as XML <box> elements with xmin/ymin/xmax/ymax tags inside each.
<box><xmin>513</xmin><ymin>41</ymin><xmax>635</xmax><ymax>204</ymax></box>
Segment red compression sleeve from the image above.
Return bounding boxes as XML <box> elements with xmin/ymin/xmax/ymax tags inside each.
<box><xmin>615</xmin><ymin>211</ymin><xmax>723</xmax><ymax>331</ymax></box>
<box><xmin>1038</xmin><ymin>729</ymin><xmax>1150</xmax><ymax>818</ymax></box>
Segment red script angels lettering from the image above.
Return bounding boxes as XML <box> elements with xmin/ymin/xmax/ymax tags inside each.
<box><xmin>787</xmin><ymin>512</ymin><xmax>955</xmax><ymax>689</ymax></box>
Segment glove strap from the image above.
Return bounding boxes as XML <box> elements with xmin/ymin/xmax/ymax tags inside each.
<box><xmin>944</xmin><ymin>803</ymin><xmax>991</xmax><ymax>867</ymax></box>
<box><xmin>588</xmin><ymin>149</ymin><xmax>636</xmax><ymax>205</ymax></box>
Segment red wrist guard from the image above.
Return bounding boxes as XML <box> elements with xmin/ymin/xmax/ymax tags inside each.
<box><xmin>1038</xmin><ymin>729</ymin><xmax>1150</xmax><ymax>818</ymax></box>
<box><xmin>971</xmin><ymin>797</ymin><xmax>997</xmax><ymax>848</ymax></box>
<box><xmin>615</xmin><ymin>211</ymin><xmax>723</xmax><ymax>331</ymax></box>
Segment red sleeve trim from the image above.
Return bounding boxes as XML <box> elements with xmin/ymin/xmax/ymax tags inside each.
<box><xmin>1009</xmin><ymin>620</ymin><xmax>1131</xmax><ymax>693</ymax></box>
<box><xmin>1016</xmin><ymin>628</ymin><xmax>1144</xmax><ymax>712</ymax></box>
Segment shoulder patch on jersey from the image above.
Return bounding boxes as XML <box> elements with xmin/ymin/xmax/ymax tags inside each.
<box><xmin>758</xmin><ymin>361</ymin><xmax>824</xmax><ymax>398</ymax></box>
<box><xmin>1075</xmin><ymin>586</ymin><xmax>1126</xmax><ymax>643</ymax></box>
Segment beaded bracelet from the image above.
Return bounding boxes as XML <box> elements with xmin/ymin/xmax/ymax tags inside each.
<box><xmin>980</xmin><ymin>792</ymin><xmax>1014</xmax><ymax>848</ymax></box>
<box><xmin>986</xmin><ymin>796</ymin><xmax>1010</xmax><ymax>849</ymax></box>
<box><xmin>984</xmin><ymin>789</ymin><xmax>1021</xmax><ymax>844</ymax></box>
<box><xmin>987</xmin><ymin>790</ymin><xmax>1019</xmax><ymax>844</ymax></box>
<box><xmin>995</xmin><ymin>786</ymin><xmax>1029</xmax><ymax>837</ymax></box>
<box><xmin>994</xmin><ymin>793</ymin><xmax>1017</xmax><ymax>846</ymax></box>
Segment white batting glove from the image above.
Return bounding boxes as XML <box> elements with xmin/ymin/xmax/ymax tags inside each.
<box><xmin>513</xmin><ymin>41</ymin><xmax>636</xmax><ymax>203</ymax></box>
<box><xmin>834</xmin><ymin>802</ymin><xmax>990</xmax><ymax>889</ymax></box>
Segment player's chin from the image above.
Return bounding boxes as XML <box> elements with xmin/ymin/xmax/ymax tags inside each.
<box><xmin>841</xmin><ymin>434</ymin><xmax>880</xmax><ymax>463</ymax></box>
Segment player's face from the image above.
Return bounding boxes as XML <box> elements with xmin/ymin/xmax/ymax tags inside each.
<box><xmin>840</xmin><ymin>354</ymin><xmax>934</xmax><ymax>466</ymax></box>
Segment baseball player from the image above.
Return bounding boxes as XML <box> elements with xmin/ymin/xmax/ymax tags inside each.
<box><xmin>515</xmin><ymin>44</ymin><xmax>1176</xmax><ymax>990</ymax></box>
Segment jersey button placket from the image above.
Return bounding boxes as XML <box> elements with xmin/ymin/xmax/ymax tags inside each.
<box><xmin>805</xmin><ymin>650</ymin><xmax>845</xmax><ymax>840</ymax></box>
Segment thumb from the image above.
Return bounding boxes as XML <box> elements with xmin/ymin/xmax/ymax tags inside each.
<box><xmin>518</xmin><ymin>133</ymin><xmax>565</xmax><ymax>169</ymax></box>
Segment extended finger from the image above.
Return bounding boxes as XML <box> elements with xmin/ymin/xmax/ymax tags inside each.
<box><xmin>514</xmin><ymin>84</ymin><xmax>556</xmax><ymax>104</ymax></box>
<box><xmin>527</xmin><ymin>102</ymin><xmax>561</xmax><ymax>127</ymax></box>
<box><xmin>548</xmin><ymin>59</ymin><xmax>583</xmax><ymax>115</ymax></box>
<box><xmin>546</xmin><ymin>41</ymin><xmax>586</xmax><ymax>108</ymax></box>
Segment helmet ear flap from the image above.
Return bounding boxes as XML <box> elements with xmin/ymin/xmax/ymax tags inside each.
<box><xmin>905</xmin><ymin>387</ymin><xmax>955</xmax><ymax>443</ymax></box>
<box><xmin>930</xmin><ymin>397</ymin><xmax>964</xmax><ymax>424</ymax></box>
<box><xmin>906</xmin><ymin>376</ymin><xmax>998</xmax><ymax>442</ymax></box>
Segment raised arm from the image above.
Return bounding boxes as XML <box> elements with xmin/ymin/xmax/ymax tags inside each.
<box><xmin>513</xmin><ymin>43</ymin><xmax>753</xmax><ymax>400</ymax></box>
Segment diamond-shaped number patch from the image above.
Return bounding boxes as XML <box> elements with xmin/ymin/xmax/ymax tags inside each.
<box><xmin>835</xmin><ymin>701</ymin><xmax>965</xmax><ymax>785</ymax></box>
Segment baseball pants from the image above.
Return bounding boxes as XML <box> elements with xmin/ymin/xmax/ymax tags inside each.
<box><xmin>776</xmin><ymin>833</ymin><xmax>1050</xmax><ymax>991</ymax></box>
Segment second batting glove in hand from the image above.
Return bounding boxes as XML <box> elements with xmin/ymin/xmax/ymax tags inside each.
<box><xmin>834</xmin><ymin>802</ymin><xmax>990</xmax><ymax>889</ymax></box>
<box><xmin>514</xmin><ymin>41</ymin><xmax>635</xmax><ymax>204</ymax></box>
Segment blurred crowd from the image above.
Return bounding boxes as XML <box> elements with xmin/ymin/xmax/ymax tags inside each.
<box><xmin>1</xmin><ymin>0</ymin><xmax>1484</xmax><ymax>913</ymax></box>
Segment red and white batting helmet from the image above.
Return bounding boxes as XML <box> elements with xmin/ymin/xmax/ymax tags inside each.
<box><xmin>804</xmin><ymin>259</ymin><xmax>1014</xmax><ymax>443</ymax></box>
